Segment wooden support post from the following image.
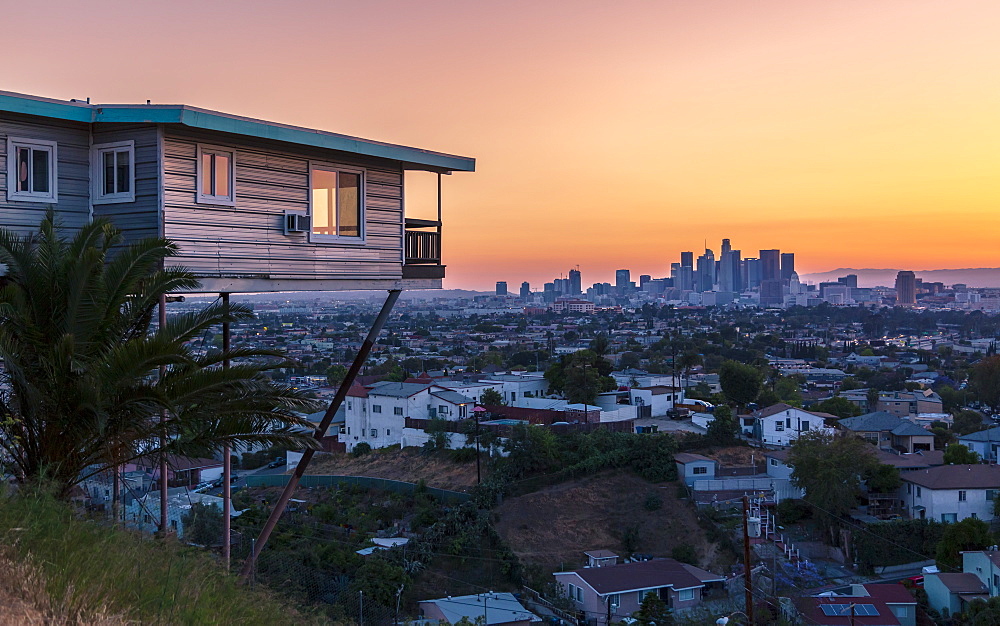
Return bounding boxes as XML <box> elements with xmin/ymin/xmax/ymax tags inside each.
<box><xmin>159</xmin><ymin>294</ymin><xmax>169</xmax><ymax>534</ymax></box>
<box><xmin>237</xmin><ymin>289</ymin><xmax>401</xmax><ymax>582</ymax></box>
<box><xmin>222</xmin><ymin>292</ymin><xmax>232</xmax><ymax>570</ymax></box>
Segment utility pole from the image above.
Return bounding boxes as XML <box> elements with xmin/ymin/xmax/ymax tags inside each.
<box><xmin>742</xmin><ymin>496</ymin><xmax>754</xmax><ymax>622</ymax></box>
<box><xmin>158</xmin><ymin>294</ymin><xmax>169</xmax><ymax>535</ymax></box>
<box><xmin>474</xmin><ymin>406</ymin><xmax>481</xmax><ymax>484</ymax></box>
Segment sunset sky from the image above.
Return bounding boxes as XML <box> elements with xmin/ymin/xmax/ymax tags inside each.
<box><xmin>10</xmin><ymin>0</ymin><xmax>1000</xmax><ymax>289</ymax></box>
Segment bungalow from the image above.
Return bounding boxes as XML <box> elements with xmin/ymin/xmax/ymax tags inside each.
<box><xmin>959</xmin><ymin>427</ymin><xmax>1000</xmax><ymax>463</ymax></box>
<box><xmin>898</xmin><ymin>465</ymin><xmax>1000</xmax><ymax>523</ymax></box>
<box><xmin>794</xmin><ymin>583</ymin><xmax>917</xmax><ymax>626</ymax></box>
<box><xmin>924</xmin><ymin>573</ymin><xmax>989</xmax><ymax>618</ymax></box>
<box><xmin>962</xmin><ymin>550</ymin><xmax>1000</xmax><ymax>596</ymax></box>
<box><xmin>554</xmin><ymin>556</ymin><xmax>724</xmax><ymax>624</ymax></box>
<box><xmin>674</xmin><ymin>453</ymin><xmax>717</xmax><ymax>487</ymax></box>
<box><xmin>837</xmin><ymin>412</ymin><xmax>935</xmax><ymax>453</ymax></box>
<box><xmin>749</xmin><ymin>403</ymin><xmax>835</xmax><ymax>447</ymax></box>
<box><xmin>418</xmin><ymin>593</ymin><xmax>540</xmax><ymax>626</ymax></box>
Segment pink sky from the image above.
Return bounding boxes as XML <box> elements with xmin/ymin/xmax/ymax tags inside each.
<box><xmin>10</xmin><ymin>0</ymin><xmax>1000</xmax><ymax>289</ymax></box>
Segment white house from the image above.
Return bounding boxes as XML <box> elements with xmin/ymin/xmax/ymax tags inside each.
<box><xmin>479</xmin><ymin>372</ymin><xmax>550</xmax><ymax>404</ymax></box>
<box><xmin>628</xmin><ymin>385</ymin><xmax>684</xmax><ymax>416</ymax></box>
<box><xmin>898</xmin><ymin>465</ymin><xmax>1000</xmax><ymax>523</ymax></box>
<box><xmin>749</xmin><ymin>403</ymin><xmax>835</xmax><ymax>447</ymax></box>
<box><xmin>959</xmin><ymin>427</ymin><xmax>1000</xmax><ymax>463</ymax></box>
<box><xmin>341</xmin><ymin>381</ymin><xmax>474</xmax><ymax>452</ymax></box>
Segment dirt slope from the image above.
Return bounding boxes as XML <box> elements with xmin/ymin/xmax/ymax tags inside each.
<box><xmin>494</xmin><ymin>470</ymin><xmax>733</xmax><ymax>574</ymax></box>
<box><xmin>306</xmin><ymin>447</ymin><xmax>478</xmax><ymax>492</ymax></box>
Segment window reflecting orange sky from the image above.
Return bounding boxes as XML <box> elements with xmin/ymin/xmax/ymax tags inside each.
<box><xmin>13</xmin><ymin>0</ymin><xmax>1000</xmax><ymax>289</ymax></box>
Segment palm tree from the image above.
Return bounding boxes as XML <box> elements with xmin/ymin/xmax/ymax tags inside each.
<box><xmin>0</xmin><ymin>214</ymin><xmax>321</xmax><ymax>497</ymax></box>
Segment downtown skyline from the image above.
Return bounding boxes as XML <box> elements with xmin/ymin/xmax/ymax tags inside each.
<box><xmin>9</xmin><ymin>0</ymin><xmax>1000</xmax><ymax>290</ymax></box>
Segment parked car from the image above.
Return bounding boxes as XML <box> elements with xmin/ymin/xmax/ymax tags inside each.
<box><xmin>267</xmin><ymin>458</ymin><xmax>286</xmax><ymax>469</ymax></box>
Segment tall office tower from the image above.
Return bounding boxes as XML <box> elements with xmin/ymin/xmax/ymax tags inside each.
<box><xmin>760</xmin><ymin>279</ymin><xmax>783</xmax><ymax>306</ymax></box>
<box><xmin>670</xmin><ymin>262</ymin><xmax>680</xmax><ymax>283</ymax></box>
<box><xmin>837</xmin><ymin>274</ymin><xmax>858</xmax><ymax>289</ymax></box>
<box><xmin>639</xmin><ymin>274</ymin><xmax>652</xmax><ymax>291</ymax></box>
<box><xmin>496</xmin><ymin>281</ymin><xmax>508</xmax><ymax>296</ymax></box>
<box><xmin>616</xmin><ymin>269</ymin><xmax>631</xmax><ymax>292</ymax></box>
<box><xmin>780</xmin><ymin>253</ymin><xmax>795</xmax><ymax>283</ymax></box>
<box><xmin>554</xmin><ymin>278</ymin><xmax>569</xmax><ymax>295</ymax></box>
<box><xmin>895</xmin><ymin>271</ymin><xmax>917</xmax><ymax>305</ymax></box>
<box><xmin>744</xmin><ymin>258</ymin><xmax>761</xmax><ymax>289</ymax></box>
<box><xmin>680</xmin><ymin>251</ymin><xmax>694</xmax><ymax>269</ymax></box>
<box><xmin>543</xmin><ymin>282</ymin><xmax>556</xmax><ymax>303</ymax></box>
<box><xmin>719</xmin><ymin>248</ymin><xmax>742</xmax><ymax>293</ymax></box>
<box><xmin>696</xmin><ymin>249</ymin><xmax>716</xmax><ymax>292</ymax></box>
<box><xmin>721</xmin><ymin>238</ymin><xmax>731</xmax><ymax>256</ymax></box>
<box><xmin>520</xmin><ymin>281</ymin><xmax>531</xmax><ymax>299</ymax></box>
<box><xmin>568</xmin><ymin>268</ymin><xmax>582</xmax><ymax>295</ymax></box>
<box><xmin>760</xmin><ymin>249</ymin><xmax>781</xmax><ymax>282</ymax></box>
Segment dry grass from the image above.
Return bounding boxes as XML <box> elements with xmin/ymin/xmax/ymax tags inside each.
<box><xmin>494</xmin><ymin>470</ymin><xmax>734</xmax><ymax>574</ymax></box>
<box><xmin>0</xmin><ymin>546</ymin><xmax>129</xmax><ymax>625</ymax></box>
<box><xmin>307</xmin><ymin>447</ymin><xmax>479</xmax><ymax>492</ymax></box>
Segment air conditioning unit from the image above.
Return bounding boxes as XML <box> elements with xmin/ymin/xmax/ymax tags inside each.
<box><xmin>284</xmin><ymin>212</ymin><xmax>310</xmax><ymax>234</ymax></box>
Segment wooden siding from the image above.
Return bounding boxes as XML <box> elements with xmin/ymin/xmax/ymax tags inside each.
<box><xmin>0</xmin><ymin>113</ymin><xmax>90</xmax><ymax>235</ymax></box>
<box><xmin>162</xmin><ymin>128</ymin><xmax>404</xmax><ymax>281</ymax></box>
<box><xmin>90</xmin><ymin>124</ymin><xmax>160</xmax><ymax>241</ymax></box>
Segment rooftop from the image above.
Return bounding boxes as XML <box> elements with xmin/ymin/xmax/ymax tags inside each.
<box><xmin>557</xmin><ymin>558</ymin><xmax>723</xmax><ymax>595</ymax></box>
<box><xmin>0</xmin><ymin>90</ymin><xmax>474</xmax><ymax>173</ymax></box>
<box><xmin>902</xmin><ymin>464</ymin><xmax>1000</xmax><ymax>490</ymax></box>
<box><xmin>420</xmin><ymin>593</ymin><xmax>539</xmax><ymax>626</ymax></box>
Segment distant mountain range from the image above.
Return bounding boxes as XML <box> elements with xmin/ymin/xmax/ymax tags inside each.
<box><xmin>800</xmin><ymin>268</ymin><xmax>1000</xmax><ymax>288</ymax></box>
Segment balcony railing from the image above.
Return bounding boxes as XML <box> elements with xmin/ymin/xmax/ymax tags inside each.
<box><xmin>404</xmin><ymin>218</ymin><xmax>441</xmax><ymax>265</ymax></box>
<box><xmin>403</xmin><ymin>218</ymin><xmax>444</xmax><ymax>279</ymax></box>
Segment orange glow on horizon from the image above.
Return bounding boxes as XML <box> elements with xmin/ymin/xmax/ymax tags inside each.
<box><xmin>10</xmin><ymin>0</ymin><xmax>1000</xmax><ymax>289</ymax></box>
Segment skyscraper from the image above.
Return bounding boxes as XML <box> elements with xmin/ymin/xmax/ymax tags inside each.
<box><xmin>743</xmin><ymin>258</ymin><xmax>761</xmax><ymax>289</ymax></box>
<box><xmin>719</xmin><ymin>247</ymin><xmax>742</xmax><ymax>293</ymax></box>
<box><xmin>837</xmin><ymin>274</ymin><xmax>858</xmax><ymax>289</ymax></box>
<box><xmin>615</xmin><ymin>269</ymin><xmax>631</xmax><ymax>292</ymax></box>
<box><xmin>760</xmin><ymin>250</ymin><xmax>780</xmax><ymax>282</ymax></box>
<box><xmin>680</xmin><ymin>251</ymin><xmax>693</xmax><ymax>269</ymax></box>
<box><xmin>780</xmin><ymin>253</ymin><xmax>795</xmax><ymax>283</ymax></box>
<box><xmin>568</xmin><ymin>268</ymin><xmax>582</xmax><ymax>295</ymax></box>
<box><xmin>895</xmin><ymin>271</ymin><xmax>916</xmax><ymax>305</ymax></box>
<box><xmin>495</xmin><ymin>281</ymin><xmax>507</xmax><ymax>296</ymax></box>
<box><xmin>639</xmin><ymin>274</ymin><xmax>651</xmax><ymax>291</ymax></box>
<box><xmin>520</xmin><ymin>281</ymin><xmax>531</xmax><ymax>299</ymax></box>
<box><xmin>696</xmin><ymin>249</ymin><xmax>716</xmax><ymax>292</ymax></box>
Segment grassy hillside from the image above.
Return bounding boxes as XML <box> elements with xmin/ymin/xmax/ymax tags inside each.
<box><xmin>495</xmin><ymin>470</ymin><xmax>736</xmax><ymax>575</ymax></box>
<box><xmin>0</xmin><ymin>490</ymin><xmax>322</xmax><ymax>625</ymax></box>
<box><xmin>307</xmin><ymin>446</ymin><xmax>479</xmax><ymax>492</ymax></box>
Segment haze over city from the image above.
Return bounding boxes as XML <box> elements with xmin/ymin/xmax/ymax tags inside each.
<box><xmin>7</xmin><ymin>0</ymin><xmax>1000</xmax><ymax>289</ymax></box>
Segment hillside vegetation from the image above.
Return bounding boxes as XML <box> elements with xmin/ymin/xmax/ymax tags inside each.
<box><xmin>0</xmin><ymin>490</ymin><xmax>320</xmax><ymax>625</ymax></box>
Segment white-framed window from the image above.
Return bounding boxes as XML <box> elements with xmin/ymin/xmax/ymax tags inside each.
<box><xmin>6</xmin><ymin>137</ymin><xmax>57</xmax><ymax>202</ymax></box>
<box><xmin>576</xmin><ymin>587</ymin><xmax>583</xmax><ymax>602</ymax></box>
<box><xmin>394</xmin><ymin>407</ymin><xmax>403</xmax><ymax>416</ymax></box>
<box><xmin>92</xmin><ymin>141</ymin><xmax>134</xmax><ymax>203</ymax></box>
<box><xmin>775</xmin><ymin>421</ymin><xmax>785</xmax><ymax>432</ymax></box>
<box><xmin>770</xmin><ymin>458</ymin><xmax>778</xmax><ymax>467</ymax></box>
<box><xmin>692</xmin><ymin>466</ymin><xmax>708</xmax><ymax>475</ymax></box>
<box><xmin>959</xmin><ymin>491</ymin><xmax>967</xmax><ymax>502</ymax></box>
<box><xmin>801</xmin><ymin>420</ymin><xmax>810</xmax><ymax>430</ymax></box>
<box><xmin>309</xmin><ymin>163</ymin><xmax>364</xmax><ymax>241</ymax></box>
<box><xmin>372</xmin><ymin>405</ymin><xmax>382</xmax><ymax>414</ymax></box>
<box><xmin>439</xmin><ymin>405</ymin><xmax>449</xmax><ymax>414</ymax></box>
<box><xmin>609</xmin><ymin>594</ymin><xmax>620</xmax><ymax>609</ymax></box>
<box><xmin>196</xmin><ymin>145</ymin><xmax>234</xmax><ymax>205</ymax></box>
<box><xmin>370</xmin><ymin>428</ymin><xmax>377</xmax><ymax>437</ymax></box>
<box><xmin>678</xmin><ymin>589</ymin><xmax>695</xmax><ymax>602</ymax></box>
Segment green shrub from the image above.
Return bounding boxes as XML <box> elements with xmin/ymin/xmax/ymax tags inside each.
<box><xmin>671</xmin><ymin>544</ymin><xmax>697</xmax><ymax>564</ymax></box>
<box><xmin>643</xmin><ymin>493</ymin><xmax>663</xmax><ymax>511</ymax></box>
<box><xmin>351</xmin><ymin>442</ymin><xmax>372</xmax><ymax>458</ymax></box>
<box><xmin>449</xmin><ymin>447</ymin><xmax>478</xmax><ymax>463</ymax></box>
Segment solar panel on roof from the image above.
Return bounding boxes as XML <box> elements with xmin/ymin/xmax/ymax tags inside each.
<box><xmin>819</xmin><ymin>604</ymin><xmax>880</xmax><ymax>617</ymax></box>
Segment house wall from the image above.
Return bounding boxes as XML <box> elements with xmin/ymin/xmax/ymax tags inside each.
<box><xmin>963</xmin><ymin>552</ymin><xmax>1000</xmax><ymax>595</ymax></box>
<box><xmin>554</xmin><ymin>573</ymin><xmax>702</xmax><ymax>625</ymax></box>
<box><xmin>676</xmin><ymin>461</ymin><xmax>716</xmax><ymax>487</ymax></box>
<box><xmin>161</xmin><ymin>127</ymin><xmax>405</xmax><ymax>283</ymax></box>
<box><xmin>924</xmin><ymin>574</ymin><xmax>963</xmax><ymax>618</ymax></box>
<box><xmin>899</xmin><ymin>483</ymin><xmax>996</xmax><ymax>523</ymax></box>
<box><xmin>0</xmin><ymin>113</ymin><xmax>91</xmax><ymax>234</ymax></box>
<box><xmin>757</xmin><ymin>409</ymin><xmax>833</xmax><ymax>446</ymax></box>
<box><xmin>342</xmin><ymin>392</ymin><xmax>422</xmax><ymax>451</ymax></box>
<box><xmin>90</xmin><ymin>124</ymin><xmax>160</xmax><ymax>241</ymax></box>
<box><xmin>959</xmin><ymin>438</ymin><xmax>1000</xmax><ymax>463</ymax></box>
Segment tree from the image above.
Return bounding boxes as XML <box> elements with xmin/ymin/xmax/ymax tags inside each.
<box><xmin>180</xmin><ymin>502</ymin><xmax>224</xmax><ymax>545</ymax></box>
<box><xmin>863</xmin><ymin>464</ymin><xmax>901</xmax><ymax>493</ymax></box>
<box><xmin>787</xmin><ymin>431</ymin><xmax>878</xmax><ymax>534</ymax></box>
<box><xmin>774</xmin><ymin>375</ymin><xmax>803</xmax><ymax>407</ymax></box>
<box><xmin>706</xmin><ymin>405</ymin><xmax>739</xmax><ymax>445</ymax></box>
<box><xmin>943</xmin><ymin>443</ymin><xmax>981</xmax><ymax>465</ymax></box>
<box><xmin>936</xmin><ymin>517</ymin><xmax>994</xmax><ymax>570</ymax></box>
<box><xmin>619</xmin><ymin>352</ymin><xmax>642</xmax><ymax>371</ymax></box>
<box><xmin>480</xmin><ymin>388</ymin><xmax>504</xmax><ymax>406</ymax></box>
<box><xmin>972</xmin><ymin>355</ymin><xmax>1000</xmax><ymax>411</ymax></box>
<box><xmin>544</xmin><ymin>350</ymin><xmax>614</xmax><ymax>405</ymax></box>
<box><xmin>866</xmin><ymin>387</ymin><xmax>880</xmax><ymax>411</ymax></box>
<box><xmin>326</xmin><ymin>364</ymin><xmax>348</xmax><ymax>387</ymax></box>
<box><xmin>631</xmin><ymin>591</ymin><xmax>673</xmax><ymax>626</ymax></box>
<box><xmin>589</xmin><ymin>333</ymin><xmax>610</xmax><ymax>357</ymax></box>
<box><xmin>954</xmin><ymin>410</ymin><xmax>986</xmax><ymax>436</ymax></box>
<box><xmin>811</xmin><ymin>396</ymin><xmax>863</xmax><ymax>419</ymax></box>
<box><xmin>0</xmin><ymin>216</ymin><xmax>321</xmax><ymax>497</ymax></box>
<box><xmin>719</xmin><ymin>360</ymin><xmax>764</xmax><ymax>411</ymax></box>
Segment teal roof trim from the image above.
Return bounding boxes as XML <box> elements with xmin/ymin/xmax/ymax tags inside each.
<box><xmin>0</xmin><ymin>91</ymin><xmax>474</xmax><ymax>172</ymax></box>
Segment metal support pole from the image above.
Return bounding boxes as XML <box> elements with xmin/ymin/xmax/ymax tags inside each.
<box><xmin>222</xmin><ymin>292</ymin><xmax>232</xmax><ymax>570</ymax></box>
<box><xmin>742</xmin><ymin>496</ymin><xmax>754</xmax><ymax>622</ymax></box>
<box><xmin>159</xmin><ymin>294</ymin><xmax>169</xmax><ymax>534</ymax></box>
<box><xmin>475</xmin><ymin>409</ymin><xmax>481</xmax><ymax>484</ymax></box>
<box><xmin>238</xmin><ymin>289</ymin><xmax>402</xmax><ymax>582</ymax></box>
<box><xmin>436</xmin><ymin>173</ymin><xmax>442</xmax><ymax>261</ymax></box>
